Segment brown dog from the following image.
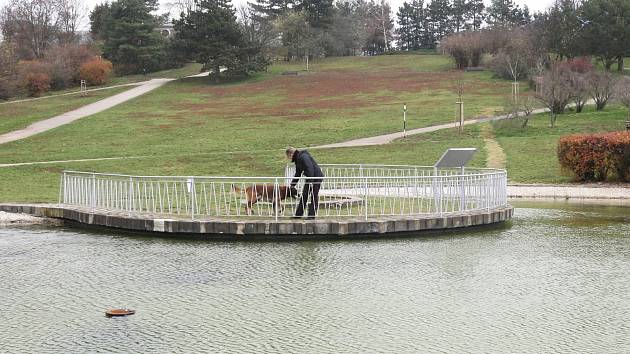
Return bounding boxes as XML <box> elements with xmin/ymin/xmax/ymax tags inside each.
<box><xmin>232</xmin><ymin>183</ymin><xmax>297</xmax><ymax>215</ymax></box>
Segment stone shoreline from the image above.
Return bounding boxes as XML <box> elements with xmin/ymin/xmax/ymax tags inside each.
<box><xmin>507</xmin><ymin>184</ymin><xmax>630</xmax><ymax>200</ymax></box>
<box><xmin>0</xmin><ymin>211</ymin><xmax>57</xmax><ymax>226</ymax></box>
<box><xmin>0</xmin><ymin>204</ymin><xmax>513</xmax><ymax>239</ymax></box>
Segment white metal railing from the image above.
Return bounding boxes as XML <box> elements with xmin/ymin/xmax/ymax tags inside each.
<box><xmin>59</xmin><ymin>165</ymin><xmax>507</xmax><ymax>220</ymax></box>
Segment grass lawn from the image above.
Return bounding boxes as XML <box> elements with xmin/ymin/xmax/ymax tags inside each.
<box><xmin>0</xmin><ymin>86</ymin><xmax>133</xmax><ymax>135</ymax></box>
<box><xmin>0</xmin><ymin>54</ymin><xmax>513</xmax><ymax>165</ymax></box>
<box><xmin>493</xmin><ymin>105</ymin><xmax>629</xmax><ymax>183</ymax></box>
<box><xmin>0</xmin><ymin>54</ymin><xmax>626</xmax><ymax>203</ymax></box>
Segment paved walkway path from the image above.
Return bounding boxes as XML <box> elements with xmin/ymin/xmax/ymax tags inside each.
<box><xmin>315</xmin><ymin>107</ymin><xmax>548</xmax><ymax>149</ymax></box>
<box><xmin>0</xmin><ymin>82</ymin><xmax>143</xmax><ymax>106</ymax></box>
<box><xmin>0</xmin><ymin>79</ymin><xmax>173</xmax><ymax>145</ymax></box>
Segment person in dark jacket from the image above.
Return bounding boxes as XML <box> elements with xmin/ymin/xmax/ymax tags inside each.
<box><xmin>286</xmin><ymin>147</ymin><xmax>324</xmax><ymax>218</ymax></box>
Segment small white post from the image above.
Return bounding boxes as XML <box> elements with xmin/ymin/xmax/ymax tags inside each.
<box><xmin>403</xmin><ymin>103</ymin><xmax>407</xmax><ymax>138</ymax></box>
<box><xmin>512</xmin><ymin>81</ymin><xmax>520</xmax><ymax>104</ymax></box>
<box><xmin>80</xmin><ymin>80</ymin><xmax>87</xmax><ymax>97</ymax></box>
<box><xmin>456</xmin><ymin>101</ymin><xmax>464</xmax><ymax>132</ymax></box>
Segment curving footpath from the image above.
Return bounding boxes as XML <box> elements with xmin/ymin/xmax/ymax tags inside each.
<box><xmin>0</xmin><ymin>79</ymin><xmax>173</xmax><ymax>145</ymax></box>
<box><xmin>315</xmin><ymin>108</ymin><xmax>549</xmax><ymax>148</ymax></box>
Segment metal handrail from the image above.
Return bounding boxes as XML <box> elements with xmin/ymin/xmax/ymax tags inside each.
<box><xmin>59</xmin><ymin>164</ymin><xmax>508</xmax><ymax>221</ymax></box>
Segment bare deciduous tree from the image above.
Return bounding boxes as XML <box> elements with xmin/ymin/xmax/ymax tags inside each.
<box><xmin>614</xmin><ymin>76</ymin><xmax>630</xmax><ymax>119</ymax></box>
<box><xmin>536</xmin><ymin>64</ymin><xmax>573</xmax><ymax>128</ymax></box>
<box><xmin>0</xmin><ymin>0</ymin><xmax>87</xmax><ymax>59</ymax></box>
<box><xmin>57</xmin><ymin>0</ymin><xmax>86</xmax><ymax>43</ymax></box>
<box><xmin>588</xmin><ymin>71</ymin><xmax>616</xmax><ymax>111</ymax></box>
<box><xmin>568</xmin><ymin>71</ymin><xmax>588</xmax><ymax>113</ymax></box>
<box><xmin>237</xmin><ymin>4</ymin><xmax>278</xmax><ymax>53</ymax></box>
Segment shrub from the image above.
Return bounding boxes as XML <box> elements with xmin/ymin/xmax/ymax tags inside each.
<box><xmin>0</xmin><ymin>78</ymin><xmax>16</xmax><ymax>100</ymax></box>
<box><xmin>17</xmin><ymin>60</ymin><xmax>52</xmax><ymax>96</ymax></box>
<box><xmin>45</xmin><ymin>43</ymin><xmax>99</xmax><ymax>89</ymax></box>
<box><xmin>559</xmin><ymin>57</ymin><xmax>594</xmax><ymax>73</ymax></box>
<box><xmin>24</xmin><ymin>73</ymin><xmax>51</xmax><ymax>97</ymax></box>
<box><xmin>558</xmin><ymin>132</ymin><xmax>630</xmax><ymax>182</ymax></box>
<box><xmin>0</xmin><ymin>41</ymin><xmax>19</xmax><ymax>100</ymax></box>
<box><xmin>441</xmin><ymin>32</ymin><xmax>486</xmax><ymax>69</ymax></box>
<box><xmin>79</xmin><ymin>57</ymin><xmax>113</xmax><ymax>86</ymax></box>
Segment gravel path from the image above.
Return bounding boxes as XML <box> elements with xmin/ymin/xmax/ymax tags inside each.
<box><xmin>507</xmin><ymin>184</ymin><xmax>630</xmax><ymax>200</ymax></box>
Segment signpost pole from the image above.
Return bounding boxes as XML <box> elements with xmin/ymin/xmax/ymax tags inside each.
<box><xmin>403</xmin><ymin>104</ymin><xmax>407</xmax><ymax>138</ymax></box>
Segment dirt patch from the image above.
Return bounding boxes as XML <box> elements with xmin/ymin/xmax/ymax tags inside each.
<box><xmin>170</xmin><ymin>69</ymin><xmax>508</xmax><ymax>122</ymax></box>
<box><xmin>481</xmin><ymin>125</ymin><xmax>506</xmax><ymax>169</ymax></box>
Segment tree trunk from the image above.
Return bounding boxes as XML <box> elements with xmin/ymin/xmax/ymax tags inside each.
<box><xmin>618</xmin><ymin>56</ymin><xmax>624</xmax><ymax>72</ymax></box>
<box><xmin>604</xmin><ymin>59</ymin><xmax>613</xmax><ymax>71</ymax></box>
<box><xmin>214</xmin><ymin>63</ymin><xmax>220</xmax><ymax>83</ymax></box>
<box><xmin>381</xmin><ymin>4</ymin><xmax>389</xmax><ymax>52</ymax></box>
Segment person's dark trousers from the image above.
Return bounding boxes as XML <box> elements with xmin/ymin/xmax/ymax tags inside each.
<box><xmin>295</xmin><ymin>180</ymin><xmax>321</xmax><ymax>217</ymax></box>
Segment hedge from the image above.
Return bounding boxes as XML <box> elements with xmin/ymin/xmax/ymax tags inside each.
<box><xmin>558</xmin><ymin>132</ymin><xmax>630</xmax><ymax>182</ymax></box>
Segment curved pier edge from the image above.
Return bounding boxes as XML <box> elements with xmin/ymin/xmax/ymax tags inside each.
<box><xmin>0</xmin><ymin>203</ymin><xmax>513</xmax><ymax>239</ymax></box>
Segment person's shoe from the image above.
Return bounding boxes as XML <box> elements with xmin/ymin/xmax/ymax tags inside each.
<box><xmin>306</xmin><ymin>216</ymin><xmax>316</xmax><ymax>220</ymax></box>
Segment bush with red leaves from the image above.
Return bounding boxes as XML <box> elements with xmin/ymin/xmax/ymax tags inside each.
<box><xmin>558</xmin><ymin>131</ymin><xmax>630</xmax><ymax>182</ymax></box>
<box><xmin>79</xmin><ymin>57</ymin><xmax>113</xmax><ymax>86</ymax></box>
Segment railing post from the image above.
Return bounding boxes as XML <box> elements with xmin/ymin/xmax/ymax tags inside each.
<box><xmin>190</xmin><ymin>177</ymin><xmax>196</xmax><ymax>220</ymax></box>
<box><xmin>274</xmin><ymin>177</ymin><xmax>279</xmax><ymax>221</ymax></box>
<box><xmin>128</xmin><ymin>177</ymin><xmax>133</xmax><ymax>214</ymax></box>
<box><xmin>59</xmin><ymin>171</ymin><xmax>66</xmax><ymax>205</ymax></box>
<box><xmin>459</xmin><ymin>174</ymin><xmax>466</xmax><ymax>212</ymax></box>
<box><xmin>91</xmin><ymin>173</ymin><xmax>96</xmax><ymax>211</ymax></box>
<box><xmin>364</xmin><ymin>177</ymin><xmax>368</xmax><ymax>220</ymax></box>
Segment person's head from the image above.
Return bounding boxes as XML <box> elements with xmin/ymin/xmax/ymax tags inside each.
<box><xmin>285</xmin><ymin>146</ymin><xmax>296</xmax><ymax>161</ymax></box>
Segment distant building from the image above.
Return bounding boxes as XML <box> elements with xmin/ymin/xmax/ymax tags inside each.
<box><xmin>157</xmin><ymin>23</ymin><xmax>175</xmax><ymax>39</ymax></box>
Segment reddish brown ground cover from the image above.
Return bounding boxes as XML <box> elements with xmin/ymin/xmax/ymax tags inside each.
<box><xmin>172</xmin><ymin>68</ymin><xmax>508</xmax><ymax>120</ymax></box>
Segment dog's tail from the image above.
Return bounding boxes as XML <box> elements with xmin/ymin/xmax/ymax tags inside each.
<box><xmin>231</xmin><ymin>183</ymin><xmax>241</xmax><ymax>193</ymax></box>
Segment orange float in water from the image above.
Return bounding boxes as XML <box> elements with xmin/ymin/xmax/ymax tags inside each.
<box><xmin>105</xmin><ymin>309</ymin><xmax>135</xmax><ymax>317</ymax></box>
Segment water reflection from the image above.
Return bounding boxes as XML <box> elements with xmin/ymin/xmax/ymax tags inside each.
<box><xmin>1</xmin><ymin>203</ymin><xmax>630</xmax><ymax>352</ymax></box>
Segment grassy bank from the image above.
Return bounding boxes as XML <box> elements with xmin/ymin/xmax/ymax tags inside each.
<box><xmin>0</xmin><ymin>86</ymin><xmax>133</xmax><ymax>135</ymax></box>
<box><xmin>0</xmin><ymin>54</ymin><xmax>626</xmax><ymax>202</ymax></box>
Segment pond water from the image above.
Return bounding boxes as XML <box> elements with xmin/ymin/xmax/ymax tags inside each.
<box><xmin>1</xmin><ymin>201</ymin><xmax>629</xmax><ymax>353</ymax></box>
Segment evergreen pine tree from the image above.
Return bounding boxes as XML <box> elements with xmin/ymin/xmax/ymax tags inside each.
<box><xmin>101</xmin><ymin>0</ymin><xmax>166</xmax><ymax>74</ymax></box>
<box><xmin>464</xmin><ymin>0</ymin><xmax>485</xmax><ymax>31</ymax></box>
<box><xmin>486</xmin><ymin>0</ymin><xmax>522</xmax><ymax>27</ymax></box>
<box><xmin>451</xmin><ymin>0</ymin><xmax>468</xmax><ymax>32</ymax></box>
<box><xmin>296</xmin><ymin>0</ymin><xmax>335</xmax><ymax>28</ymax></box>
<box><xmin>249</xmin><ymin>0</ymin><xmax>294</xmax><ymax>19</ymax></box>
<box><xmin>174</xmin><ymin>0</ymin><xmax>266</xmax><ymax>81</ymax></box>
<box><xmin>428</xmin><ymin>0</ymin><xmax>451</xmax><ymax>42</ymax></box>
<box><xmin>396</xmin><ymin>2</ymin><xmax>415</xmax><ymax>50</ymax></box>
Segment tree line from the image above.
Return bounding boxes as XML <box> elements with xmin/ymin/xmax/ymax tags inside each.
<box><xmin>1</xmin><ymin>0</ymin><xmax>628</xmax><ymax>99</ymax></box>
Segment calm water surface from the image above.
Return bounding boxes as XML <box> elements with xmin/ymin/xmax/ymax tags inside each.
<box><xmin>1</xmin><ymin>202</ymin><xmax>630</xmax><ymax>353</ymax></box>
